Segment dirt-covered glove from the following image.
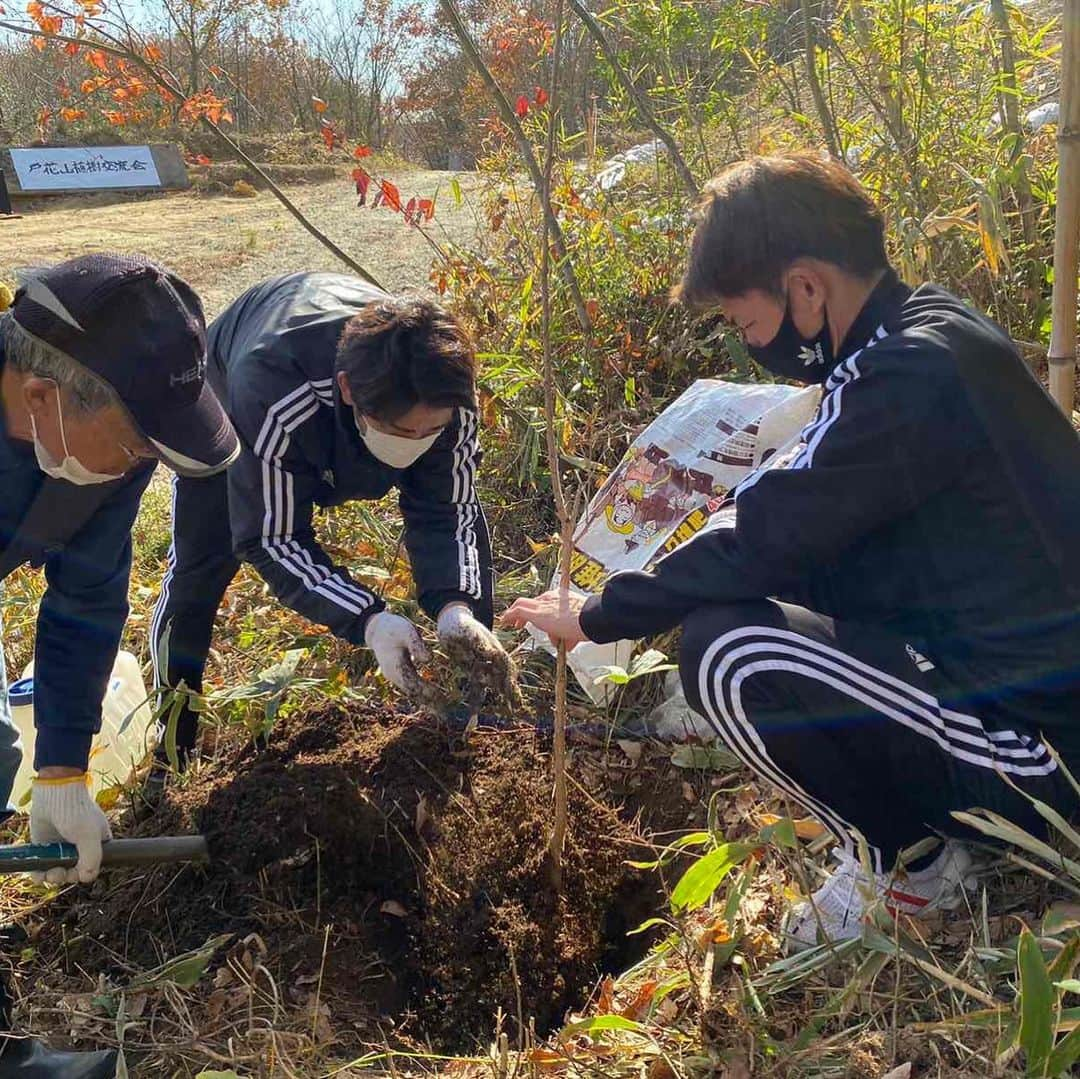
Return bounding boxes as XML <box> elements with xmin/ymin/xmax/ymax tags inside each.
<box><xmin>437</xmin><ymin>603</ymin><xmax>522</xmax><ymax>712</ymax></box>
<box><xmin>30</xmin><ymin>775</ymin><xmax>111</xmax><ymax>885</ymax></box>
<box><xmin>364</xmin><ymin>611</ymin><xmax>433</xmax><ymax>702</ymax></box>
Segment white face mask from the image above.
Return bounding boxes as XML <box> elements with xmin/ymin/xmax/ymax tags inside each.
<box><xmin>355</xmin><ymin>413</ymin><xmax>442</xmax><ymax>469</ymax></box>
<box><xmin>31</xmin><ymin>387</ymin><xmax>124</xmax><ymax>486</ymax></box>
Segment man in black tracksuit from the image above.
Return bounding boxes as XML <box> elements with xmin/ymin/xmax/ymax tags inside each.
<box><xmin>505</xmin><ymin>154</ymin><xmax>1080</xmax><ymax>946</ymax></box>
<box><xmin>151</xmin><ymin>272</ymin><xmax>511</xmax><ymax>769</ymax></box>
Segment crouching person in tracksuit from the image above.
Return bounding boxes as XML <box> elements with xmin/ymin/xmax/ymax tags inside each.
<box><xmin>504</xmin><ymin>153</ymin><xmax>1080</xmax><ymax>949</ymax></box>
<box><xmin>149</xmin><ymin>272</ymin><xmax>513</xmax><ymax>782</ymax></box>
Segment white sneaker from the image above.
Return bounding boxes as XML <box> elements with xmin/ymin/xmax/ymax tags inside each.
<box><xmin>785</xmin><ymin>841</ymin><xmax>975</xmax><ymax>951</ymax></box>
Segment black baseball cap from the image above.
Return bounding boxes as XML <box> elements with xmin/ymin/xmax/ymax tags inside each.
<box><xmin>10</xmin><ymin>253</ymin><xmax>239</xmax><ymax>478</ymax></box>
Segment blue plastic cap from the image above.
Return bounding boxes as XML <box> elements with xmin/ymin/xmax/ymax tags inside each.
<box><xmin>8</xmin><ymin>678</ymin><xmax>34</xmax><ymax>707</ymax></box>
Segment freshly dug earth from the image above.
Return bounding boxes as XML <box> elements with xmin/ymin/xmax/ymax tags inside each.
<box><xmin>55</xmin><ymin>703</ymin><xmax>704</xmax><ymax>1051</ymax></box>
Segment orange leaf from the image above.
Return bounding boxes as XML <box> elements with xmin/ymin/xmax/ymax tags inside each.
<box><xmin>143</xmin><ymin>42</ymin><xmax>163</xmax><ymax>63</ymax></box>
<box><xmin>535</xmin><ymin>86</ymin><xmax>549</xmax><ymax>106</ymax></box>
<box><xmin>515</xmin><ymin>94</ymin><xmax>528</xmax><ymax>119</ymax></box>
<box><xmin>619</xmin><ymin>979</ymin><xmax>658</xmax><ymax>1020</ymax></box>
<box><xmin>320</xmin><ymin>123</ymin><xmax>339</xmax><ymax>151</ymax></box>
<box><xmin>60</xmin><ymin>106</ymin><xmax>86</xmax><ymax>121</ymax></box>
<box><xmin>312</xmin><ymin>96</ymin><xmax>328</xmax><ymax>113</ymax></box>
<box><xmin>208</xmin><ymin>64</ymin><xmax>223</xmax><ymax>76</ymax></box>
<box><xmin>380</xmin><ymin>179</ymin><xmax>401</xmax><ymax>212</ymax></box>
<box><xmin>31</xmin><ymin>35</ymin><xmax>46</xmax><ymax>50</ymax></box>
<box><xmin>418</xmin><ymin>197</ymin><xmax>434</xmax><ymax>221</ymax></box>
<box><xmin>585</xmin><ymin>298</ymin><xmax>599</xmax><ymax>321</ymax></box>
<box><xmin>353</xmin><ymin>144</ymin><xmax>371</xmax><ymax>158</ymax></box>
<box><xmin>525</xmin><ymin>1048</ymin><xmax>567</xmax><ymax>1071</ymax></box>
<box><xmin>351</xmin><ymin>166</ymin><xmax>369</xmax><ymax>183</ymax></box>
<box><xmin>85</xmin><ymin>49</ymin><xmax>108</xmax><ymax>72</ymax></box>
<box><xmin>63</xmin><ymin>41</ymin><xmax>79</xmax><ymax>56</ymax></box>
<box><xmin>596</xmin><ymin>974</ymin><xmax>614</xmax><ymax>1014</ymax></box>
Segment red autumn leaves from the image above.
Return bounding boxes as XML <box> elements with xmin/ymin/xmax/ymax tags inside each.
<box><xmin>515</xmin><ymin>86</ymin><xmax>550</xmax><ymax>119</ymax></box>
<box><xmin>351</xmin><ymin>168</ymin><xmax>435</xmax><ymax>226</ymax></box>
<box><xmin>310</xmin><ymin>100</ymin><xmax>431</xmax><ymax>227</ymax></box>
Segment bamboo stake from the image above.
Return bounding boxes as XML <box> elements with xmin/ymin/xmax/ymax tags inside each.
<box><xmin>1048</xmin><ymin>0</ymin><xmax>1080</xmax><ymax>414</ymax></box>
<box><xmin>565</xmin><ymin>0</ymin><xmax>698</xmax><ymax>200</ymax></box>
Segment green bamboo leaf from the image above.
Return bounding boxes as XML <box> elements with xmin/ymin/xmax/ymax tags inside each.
<box><xmin>670</xmin><ymin>744</ymin><xmax>742</xmax><ymax>772</ymax></box>
<box><xmin>952</xmin><ymin>811</ymin><xmax>1080</xmax><ymax>882</ymax></box>
<box><xmin>1043</xmin><ymin>905</ymin><xmax>1080</xmax><ymax>940</ymax></box>
<box><xmin>759</xmin><ymin>817</ymin><xmax>797</xmax><ymax>850</ymax></box>
<box><xmin>450</xmin><ymin>177</ymin><xmax>462</xmax><ymax>207</ymax></box>
<box><xmin>670</xmin><ymin>842</ymin><xmax>755</xmax><ymax>913</ymax></box>
<box><xmin>1018</xmin><ymin>927</ymin><xmax>1054</xmax><ymax>1076</ymax></box>
<box><xmin>996</xmin><ymin>1011</ymin><xmax>1021</xmax><ymax>1058</ymax></box>
<box><xmin>129</xmin><ymin>934</ymin><xmax>231</xmax><ymax>991</ymax></box>
<box><xmin>593</xmin><ymin>665</ymin><xmax>629</xmax><ymax>685</ymax></box>
<box><xmin>1048</xmin><ymin>935</ymin><xmax>1080</xmax><ymax>982</ymax></box>
<box><xmin>628</xmin><ymin>648</ymin><xmax>674</xmax><ymax>678</ymax></box>
<box><xmin>560</xmin><ymin>1014</ymin><xmax>646</xmax><ymax>1038</ymax></box>
<box><xmin>627</xmin><ymin>916</ymin><xmax>674</xmax><ymax>936</ymax></box>
<box><xmin>1046</xmin><ymin>1025</ymin><xmax>1080</xmax><ymax>1075</ymax></box>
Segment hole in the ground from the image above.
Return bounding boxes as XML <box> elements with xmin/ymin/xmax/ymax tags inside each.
<box><xmin>51</xmin><ymin>704</ymin><xmax>702</xmax><ymax>1052</ymax></box>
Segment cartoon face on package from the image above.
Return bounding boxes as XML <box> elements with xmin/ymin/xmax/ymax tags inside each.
<box><xmin>600</xmin><ymin>444</ymin><xmax>716</xmax><ymax>553</ymax></box>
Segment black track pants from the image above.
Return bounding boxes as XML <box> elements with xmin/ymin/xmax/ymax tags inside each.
<box><xmin>149</xmin><ymin>473</ymin><xmax>239</xmax><ymax>759</ymax></box>
<box><xmin>678</xmin><ymin>600</ymin><xmax>1076</xmax><ymax>872</ymax></box>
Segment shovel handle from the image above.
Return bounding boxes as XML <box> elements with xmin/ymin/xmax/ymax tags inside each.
<box><xmin>0</xmin><ymin>836</ymin><xmax>209</xmax><ymax>873</ymax></box>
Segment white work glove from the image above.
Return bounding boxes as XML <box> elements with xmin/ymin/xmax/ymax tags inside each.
<box><xmin>364</xmin><ymin>611</ymin><xmax>432</xmax><ymax>700</ymax></box>
<box><xmin>437</xmin><ymin>603</ymin><xmax>521</xmax><ymax>711</ymax></box>
<box><xmin>30</xmin><ymin>775</ymin><xmax>111</xmax><ymax>885</ymax></box>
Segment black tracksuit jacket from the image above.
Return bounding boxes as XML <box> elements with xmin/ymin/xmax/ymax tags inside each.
<box><xmin>581</xmin><ymin>275</ymin><xmax>1080</xmax><ymax>757</ymax></box>
<box><xmin>206</xmin><ymin>272</ymin><xmax>494</xmax><ymax>641</ymax></box>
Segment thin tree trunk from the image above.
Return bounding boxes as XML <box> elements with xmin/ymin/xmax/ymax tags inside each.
<box><xmin>565</xmin><ymin>0</ymin><xmax>698</xmax><ymax>200</ymax></box>
<box><xmin>540</xmin><ymin>0</ymin><xmax>570</xmax><ymax>892</ymax></box>
<box><xmin>1048</xmin><ymin>0</ymin><xmax>1080</xmax><ymax>414</ymax></box>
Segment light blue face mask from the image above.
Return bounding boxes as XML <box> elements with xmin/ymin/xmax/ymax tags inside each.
<box><xmin>31</xmin><ymin>386</ymin><xmax>123</xmax><ymax>485</ymax></box>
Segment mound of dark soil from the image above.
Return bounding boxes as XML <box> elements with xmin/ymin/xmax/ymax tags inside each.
<box><xmin>55</xmin><ymin>704</ymin><xmax>704</xmax><ymax>1051</ymax></box>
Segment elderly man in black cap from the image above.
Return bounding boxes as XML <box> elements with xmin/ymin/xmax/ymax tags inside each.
<box><xmin>0</xmin><ymin>253</ymin><xmax>237</xmax><ymax>1076</ymax></box>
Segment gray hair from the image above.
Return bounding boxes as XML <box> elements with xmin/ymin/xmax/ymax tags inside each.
<box><xmin>0</xmin><ymin>313</ymin><xmax>119</xmax><ymax>415</ymax></box>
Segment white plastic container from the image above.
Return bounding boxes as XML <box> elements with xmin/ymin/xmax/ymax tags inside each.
<box><xmin>8</xmin><ymin>650</ymin><xmax>154</xmax><ymax>806</ymax></box>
